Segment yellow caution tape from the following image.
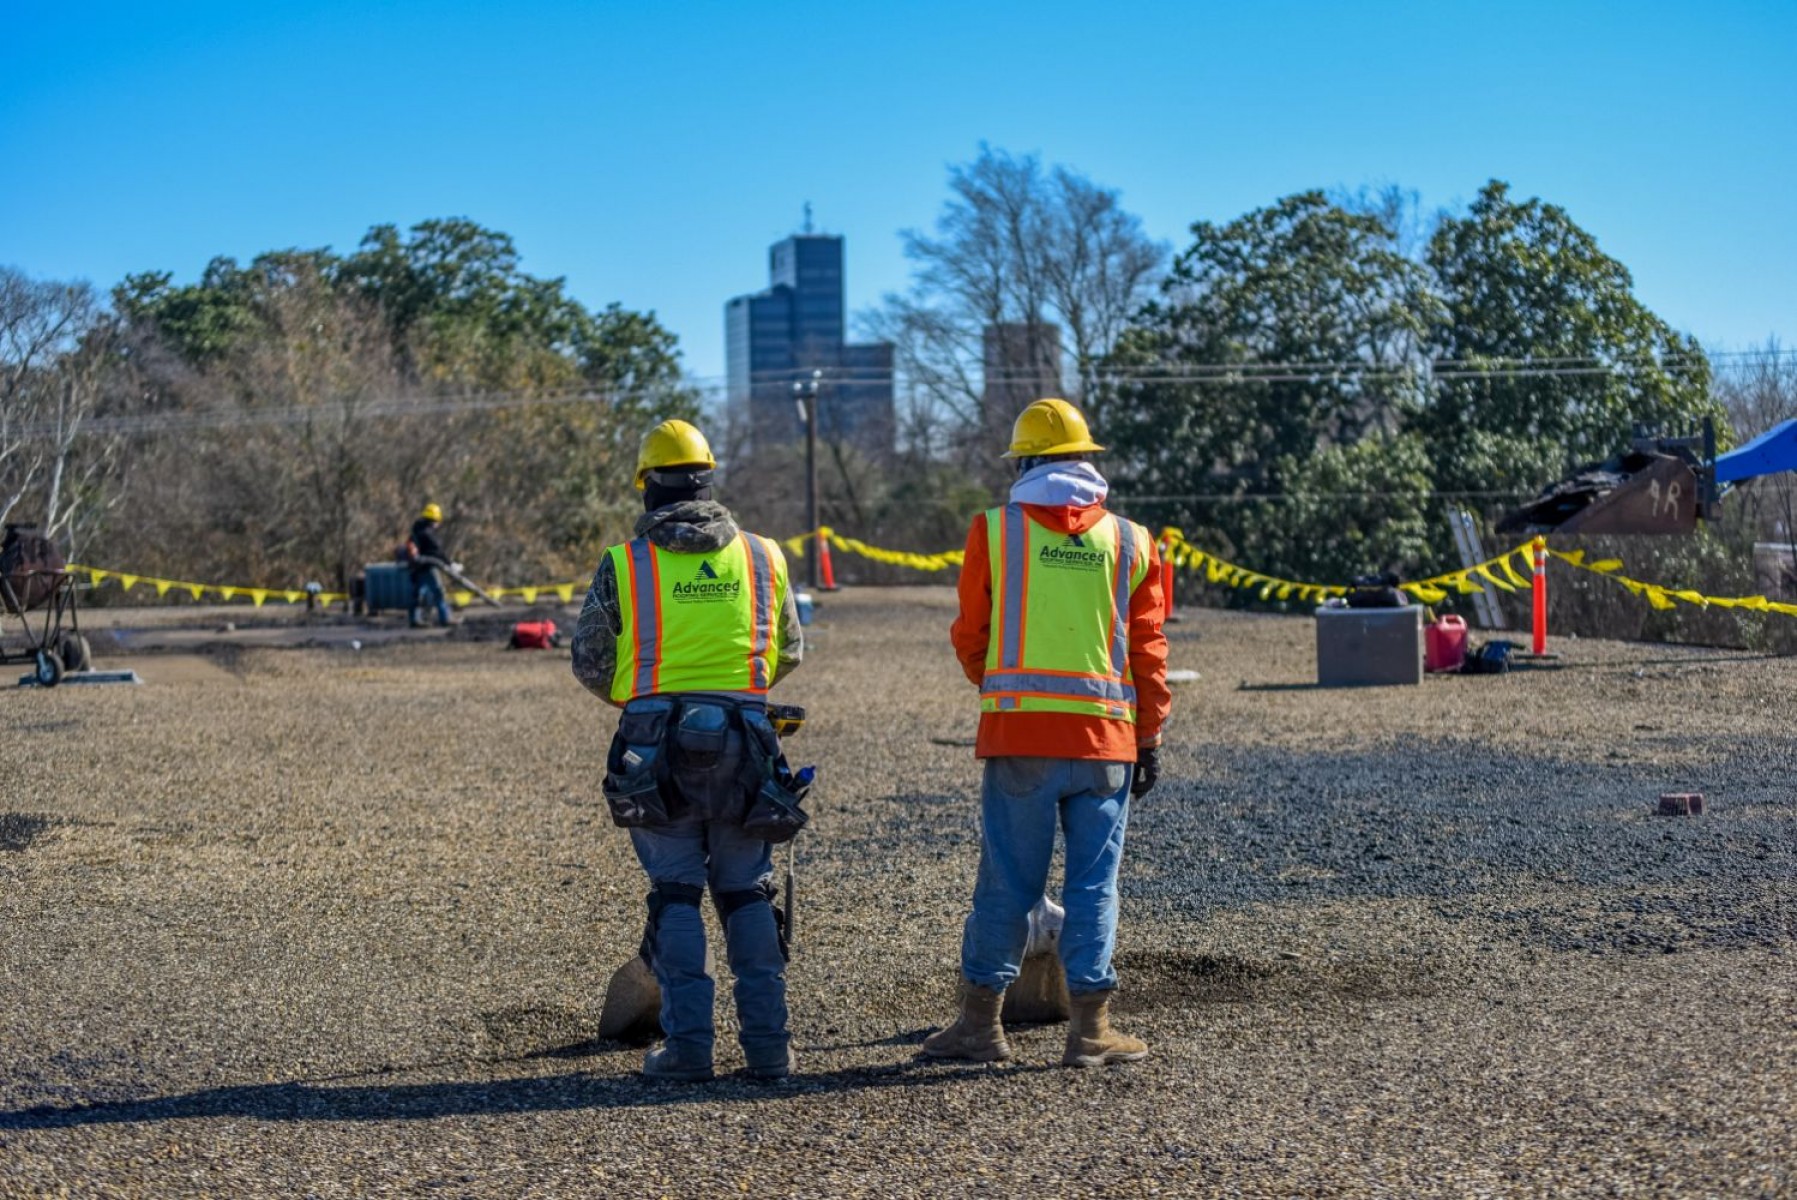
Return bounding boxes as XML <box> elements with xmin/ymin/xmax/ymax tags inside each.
<box><xmin>1548</xmin><ymin>548</ymin><xmax>1797</xmax><ymax>618</ymax></box>
<box><xmin>69</xmin><ymin>563</ymin><xmax>586</xmax><ymax>610</ymax></box>
<box><xmin>784</xmin><ymin>526</ymin><xmax>965</xmax><ymax>573</ymax></box>
<box><xmin>67</xmin><ymin>531</ymin><xmax>1797</xmax><ymax>621</ymax></box>
<box><xmin>1155</xmin><ymin>528</ymin><xmax>1540</xmax><ymax>608</ymax></box>
<box><xmin>69</xmin><ymin>565</ymin><xmax>349</xmax><ymax>608</ymax></box>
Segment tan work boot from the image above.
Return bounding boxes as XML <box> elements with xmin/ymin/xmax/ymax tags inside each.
<box><xmin>921</xmin><ymin>981</ymin><xmax>1012</xmax><ymax>1062</ymax></box>
<box><xmin>1063</xmin><ymin>991</ymin><xmax>1148</xmax><ymax>1067</ymax></box>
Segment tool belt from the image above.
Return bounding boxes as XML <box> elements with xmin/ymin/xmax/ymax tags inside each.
<box><xmin>602</xmin><ymin>696</ymin><xmax>810</xmax><ymax>841</ymax></box>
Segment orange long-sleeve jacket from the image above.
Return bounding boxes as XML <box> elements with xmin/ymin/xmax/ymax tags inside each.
<box><xmin>950</xmin><ymin>502</ymin><xmax>1170</xmax><ymax>761</ymax></box>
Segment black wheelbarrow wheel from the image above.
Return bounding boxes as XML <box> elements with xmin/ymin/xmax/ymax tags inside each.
<box><xmin>58</xmin><ymin>632</ymin><xmax>91</xmax><ymax>673</ymax></box>
<box><xmin>33</xmin><ymin>648</ymin><xmax>64</xmax><ymax>688</ymax></box>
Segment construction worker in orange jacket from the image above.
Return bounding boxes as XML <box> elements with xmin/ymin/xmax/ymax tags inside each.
<box><xmin>925</xmin><ymin>397</ymin><xmax>1171</xmax><ymax>1067</ymax></box>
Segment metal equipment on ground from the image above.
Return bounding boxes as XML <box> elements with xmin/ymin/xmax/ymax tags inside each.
<box><xmin>2</xmin><ymin>524</ymin><xmax>91</xmax><ymax>688</ymax></box>
<box><xmin>1499</xmin><ymin>417</ymin><xmax>1797</xmax><ymax>537</ymax></box>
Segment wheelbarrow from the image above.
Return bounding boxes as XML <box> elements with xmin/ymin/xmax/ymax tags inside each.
<box><xmin>2</xmin><ymin>523</ymin><xmax>91</xmax><ymax>687</ymax></box>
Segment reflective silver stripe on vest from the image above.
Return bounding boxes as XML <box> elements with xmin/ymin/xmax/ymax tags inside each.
<box><xmin>628</xmin><ymin>539</ymin><xmax>658</xmax><ymax>696</ymax></box>
<box><xmin>743</xmin><ymin>533</ymin><xmax>775</xmax><ymax>691</ymax></box>
<box><xmin>1109</xmin><ymin>516</ymin><xmax>1136</xmax><ymax>679</ymax></box>
<box><xmin>981</xmin><ymin>670</ymin><xmax>1137</xmax><ymax>704</ymax></box>
<box><xmin>999</xmin><ymin>503</ymin><xmax>1027</xmax><ymax>669</ymax></box>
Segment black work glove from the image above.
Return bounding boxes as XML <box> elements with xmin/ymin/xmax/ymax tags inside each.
<box><xmin>1132</xmin><ymin>746</ymin><xmax>1160</xmax><ymax>798</ymax></box>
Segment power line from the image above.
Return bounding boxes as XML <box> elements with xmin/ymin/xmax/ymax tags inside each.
<box><xmin>15</xmin><ymin>350</ymin><xmax>1788</xmax><ymax>439</ymax></box>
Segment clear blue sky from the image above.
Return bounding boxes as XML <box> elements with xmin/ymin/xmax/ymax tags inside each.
<box><xmin>5</xmin><ymin>0</ymin><xmax>1793</xmax><ymax>386</ymax></box>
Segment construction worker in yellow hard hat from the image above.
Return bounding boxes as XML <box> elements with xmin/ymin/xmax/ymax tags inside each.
<box><xmin>571</xmin><ymin>417</ymin><xmax>806</xmax><ymax>1082</ymax></box>
<box><xmin>999</xmin><ymin>396</ymin><xmax>1106</xmax><ymax>459</ymax></box>
<box><xmin>407</xmin><ymin>502</ymin><xmax>452</xmax><ymax>628</ymax></box>
<box><xmin>926</xmin><ymin>396</ymin><xmax>1170</xmax><ymax>1068</ymax></box>
<box><xmin>634</xmin><ymin>419</ymin><xmax>718</xmax><ymax>490</ymax></box>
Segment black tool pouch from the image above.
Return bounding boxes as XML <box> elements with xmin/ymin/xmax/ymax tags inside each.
<box><xmin>738</xmin><ymin>708</ymin><xmax>810</xmax><ymax>844</ymax></box>
<box><xmin>669</xmin><ymin>701</ymin><xmax>748</xmax><ymax>822</ymax></box>
<box><xmin>602</xmin><ymin>700</ymin><xmax>675</xmax><ymax>828</ymax></box>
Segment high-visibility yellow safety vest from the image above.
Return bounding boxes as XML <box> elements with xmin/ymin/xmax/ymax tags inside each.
<box><xmin>608</xmin><ymin>531</ymin><xmax>786</xmax><ymax>703</ymax></box>
<box><xmin>982</xmin><ymin>505</ymin><xmax>1152</xmax><ymax>722</ymax></box>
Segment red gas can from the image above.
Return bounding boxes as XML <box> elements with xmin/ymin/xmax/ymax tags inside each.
<box><xmin>1425</xmin><ymin>615</ymin><xmax>1468</xmax><ymax>674</ymax></box>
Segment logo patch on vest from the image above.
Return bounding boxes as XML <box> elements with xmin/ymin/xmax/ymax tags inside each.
<box><xmin>672</xmin><ymin>559</ymin><xmax>741</xmax><ymax>602</ymax></box>
<box><xmin>1038</xmin><ymin>534</ymin><xmax>1106</xmax><ymax>572</ymax></box>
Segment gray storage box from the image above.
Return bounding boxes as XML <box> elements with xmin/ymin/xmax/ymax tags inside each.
<box><xmin>1315</xmin><ymin>605</ymin><xmax>1424</xmax><ymax>687</ymax></box>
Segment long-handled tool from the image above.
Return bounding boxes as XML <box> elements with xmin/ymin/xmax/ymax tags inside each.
<box><xmin>418</xmin><ymin>555</ymin><xmax>502</xmax><ymax>608</ymax></box>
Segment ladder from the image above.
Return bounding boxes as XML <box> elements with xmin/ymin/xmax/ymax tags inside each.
<box><xmin>1449</xmin><ymin>510</ymin><xmax>1507</xmax><ymax>630</ymax></box>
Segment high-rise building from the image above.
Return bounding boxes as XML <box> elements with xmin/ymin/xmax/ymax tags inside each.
<box><xmin>725</xmin><ymin>234</ymin><xmax>894</xmax><ymax>458</ymax></box>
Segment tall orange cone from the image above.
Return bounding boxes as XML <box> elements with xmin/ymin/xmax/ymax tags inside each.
<box><xmin>1160</xmin><ymin>539</ymin><xmax>1175</xmax><ymax>619</ymax></box>
<box><xmin>817</xmin><ymin>530</ymin><xmax>840</xmax><ymax>592</ymax></box>
<box><xmin>1530</xmin><ymin>535</ymin><xmax>1548</xmax><ymax>655</ymax></box>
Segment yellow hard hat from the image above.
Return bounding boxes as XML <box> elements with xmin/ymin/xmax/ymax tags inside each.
<box><xmin>635</xmin><ymin>419</ymin><xmax>716</xmax><ymax>490</ymax></box>
<box><xmin>1003</xmin><ymin>397</ymin><xmax>1104</xmax><ymax>459</ymax></box>
<box><xmin>420</xmin><ymin>502</ymin><xmax>443</xmax><ymax>522</ymax></box>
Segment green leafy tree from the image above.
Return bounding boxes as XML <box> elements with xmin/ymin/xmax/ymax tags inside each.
<box><xmin>1102</xmin><ymin>191</ymin><xmax>1437</xmax><ymax>580</ymax></box>
<box><xmin>1420</xmin><ymin>181</ymin><xmax>1720</xmax><ymax>499</ymax></box>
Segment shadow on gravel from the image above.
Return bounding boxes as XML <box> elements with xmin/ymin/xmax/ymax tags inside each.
<box><xmin>0</xmin><ymin>813</ymin><xmax>55</xmax><ymax>852</ymax></box>
<box><xmin>0</xmin><ymin>1060</ymin><xmax>1054</xmax><ymax>1131</ymax></box>
<box><xmin>1118</xmin><ymin>949</ymin><xmax>1456</xmax><ymax>1009</ymax></box>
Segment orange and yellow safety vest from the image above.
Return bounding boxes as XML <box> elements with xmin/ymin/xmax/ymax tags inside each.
<box><xmin>981</xmin><ymin>505</ymin><xmax>1153</xmax><ymax>723</ymax></box>
<box><xmin>608</xmin><ymin>531</ymin><xmax>786</xmax><ymax>703</ymax></box>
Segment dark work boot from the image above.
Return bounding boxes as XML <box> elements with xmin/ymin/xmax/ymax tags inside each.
<box><xmin>744</xmin><ymin>1046</ymin><xmax>796</xmax><ymax>1080</ymax></box>
<box><xmin>642</xmin><ymin>1043</ymin><xmax>715</xmax><ymax>1082</ymax></box>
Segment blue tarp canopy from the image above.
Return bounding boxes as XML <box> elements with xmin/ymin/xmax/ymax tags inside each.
<box><xmin>1716</xmin><ymin>418</ymin><xmax>1797</xmax><ymax>485</ymax></box>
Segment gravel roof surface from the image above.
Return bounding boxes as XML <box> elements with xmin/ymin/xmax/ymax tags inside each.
<box><xmin>1</xmin><ymin>589</ymin><xmax>1792</xmax><ymax>1198</ymax></box>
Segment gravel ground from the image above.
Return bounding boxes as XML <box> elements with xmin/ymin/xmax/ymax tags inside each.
<box><xmin>1</xmin><ymin>589</ymin><xmax>1792</xmax><ymax>1198</ymax></box>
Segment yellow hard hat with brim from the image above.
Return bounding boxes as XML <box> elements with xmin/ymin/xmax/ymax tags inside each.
<box><xmin>635</xmin><ymin>419</ymin><xmax>717</xmax><ymax>490</ymax></box>
<box><xmin>420</xmin><ymin>502</ymin><xmax>443</xmax><ymax>522</ymax></box>
<box><xmin>1003</xmin><ymin>397</ymin><xmax>1104</xmax><ymax>459</ymax></box>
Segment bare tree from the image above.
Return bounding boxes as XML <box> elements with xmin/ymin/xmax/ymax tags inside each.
<box><xmin>0</xmin><ymin>267</ymin><xmax>110</xmax><ymax>537</ymax></box>
<box><xmin>864</xmin><ymin>146</ymin><xmax>1167</xmax><ymax>468</ymax></box>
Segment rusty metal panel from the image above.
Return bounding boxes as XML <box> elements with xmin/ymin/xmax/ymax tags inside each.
<box><xmin>1557</xmin><ymin>456</ymin><xmax>1699</xmax><ymax>535</ymax></box>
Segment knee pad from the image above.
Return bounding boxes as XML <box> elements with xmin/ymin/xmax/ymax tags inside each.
<box><xmin>714</xmin><ymin>882</ymin><xmax>787</xmax><ymax>961</ymax></box>
<box><xmin>646</xmin><ymin>882</ymin><xmax>705</xmax><ymax>930</ymax></box>
<box><xmin>712</xmin><ymin>880</ymin><xmax>775</xmax><ymax>922</ymax></box>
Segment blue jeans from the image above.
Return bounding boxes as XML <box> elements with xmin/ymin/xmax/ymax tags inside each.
<box><xmin>411</xmin><ymin>572</ymin><xmax>450</xmax><ymax>626</ymax></box>
<box><xmin>629</xmin><ymin>817</ymin><xmax>789</xmax><ymax>1067</ymax></box>
<box><xmin>961</xmin><ymin>756</ymin><xmax>1133</xmax><ymax>995</ymax></box>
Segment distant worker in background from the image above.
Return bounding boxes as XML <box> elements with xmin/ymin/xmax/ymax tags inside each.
<box><xmin>408</xmin><ymin>502</ymin><xmax>452</xmax><ymax>628</ymax></box>
<box><xmin>927</xmin><ymin>397</ymin><xmax>1170</xmax><ymax>1067</ymax></box>
<box><xmin>571</xmin><ymin>419</ymin><xmax>805</xmax><ymax>1082</ymax></box>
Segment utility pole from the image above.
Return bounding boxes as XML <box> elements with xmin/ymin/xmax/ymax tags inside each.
<box><xmin>793</xmin><ymin>369</ymin><xmax>823</xmax><ymax>588</ymax></box>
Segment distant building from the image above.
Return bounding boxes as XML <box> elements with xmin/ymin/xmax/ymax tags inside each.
<box><xmin>982</xmin><ymin>322</ymin><xmax>1063</xmax><ymax>418</ymax></box>
<box><xmin>725</xmin><ymin>234</ymin><xmax>894</xmax><ymax>458</ymax></box>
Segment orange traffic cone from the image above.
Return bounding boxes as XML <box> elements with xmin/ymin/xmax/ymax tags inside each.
<box><xmin>817</xmin><ymin>531</ymin><xmax>841</xmax><ymax>592</ymax></box>
<box><xmin>1159</xmin><ymin>540</ymin><xmax>1176</xmax><ymax>620</ymax></box>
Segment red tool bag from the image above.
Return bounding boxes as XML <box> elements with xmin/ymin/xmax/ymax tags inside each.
<box><xmin>510</xmin><ymin>620</ymin><xmax>560</xmax><ymax>650</ymax></box>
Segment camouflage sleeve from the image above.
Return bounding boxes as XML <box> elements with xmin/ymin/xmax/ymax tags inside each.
<box><xmin>770</xmin><ymin>566</ymin><xmax>804</xmax><ymax>687</ymax></box>
<box><xmin>570</xmin><ymin>553</ymin><xmax>623</xmax><ymax>702</ymax></box>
